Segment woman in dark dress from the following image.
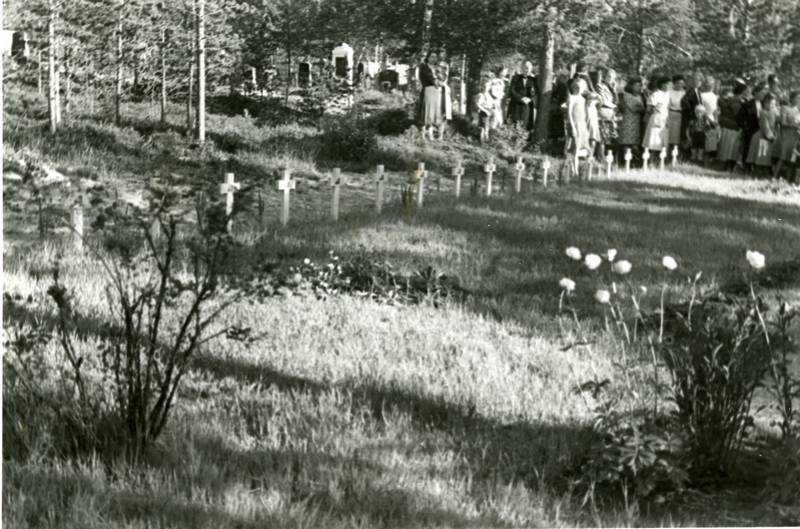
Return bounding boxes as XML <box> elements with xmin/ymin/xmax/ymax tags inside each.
<box><xmin>417</xmin><ymin>52</ymin><xmax>441</xmax><ymax>141</ymax></box>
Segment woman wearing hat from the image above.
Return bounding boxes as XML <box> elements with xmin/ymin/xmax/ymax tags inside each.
<box><xmin>717</xmin><ymin>79</ymin><xmax>747</xmax><ymax>170</ymax></box>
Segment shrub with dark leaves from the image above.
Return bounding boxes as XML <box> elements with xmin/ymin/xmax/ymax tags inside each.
<box><xmin>319</xmin><ymin>115</ymin><xmax>378</xmax><ymax>162</ymax></box>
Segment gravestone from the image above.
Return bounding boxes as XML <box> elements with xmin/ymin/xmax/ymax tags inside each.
<box><xmin>605</xmin><ymin>151</ymin><xmax>614</xmax><ymax>179</ymax></box>
<box><xmin>332</xmin><ymin>43</ymin><xmax>353</xmax><ymax>86</ymax></box>
<box><xmin>515</xmin><ymin>158</ymin><xmax>525</xmax><ymax>193</ymax></box>
<box><xmin>375</xmin><ymin>164</ymin><xmax>385</xmax><ymax>213</ymax></box>
<box><xmin>331</xmin><ymin>168</ymin><xmax>343</xmax><ymax>221</ymax></box>
<box><xmin>643</xmin><ymin>148</ymin><xmax>651</xmax><ymax>171</ymax></box>
<box><xmin>219</xmin><ymin>172</ymin><xmax>240</xmax><ymax>233</ymax></box>
<box><xmin>452</xmin><ymin>163</ymin><xmax>464</xmax><ymax>198</ymax></box>
<box><xmin>298</xmin><ymin>62</ymin><xmax>312</xmax><ymax>87</ymax></box>
<box><xmin>624</xmin><ymin>148</ymin><xmax>633</xmax><ymax>173</ymax></box>
<box><xmin>71</xmin><ymin>201</ymin><xmax>84</xmax><ymax>251</ymax></box>
<box><xmin>416</xmin><ymin>163</ymin><xmax>427</xmax><ymax>207</ymax></box>
<box><xmin>542</xmin><ymin>158</ymin><xmax>551</xmax><ymax>187</ymax></box>
<box><xmin>659</xmin><ymin>148</ymin><xmax>667</xmax><ymax>171</ymax></box>
<box><xmin>484</xmin><ymin>158</ymin><xmax>496</xmax><ymax>197</ymax></box>
<box><xmin>671</xmin><ymin>145</ymin><xmax>679</xmax><ymax>167</ymax></box>
<box><xmin>277</xmin><ymin>168</ymin><xmax>295</xmax><ymax>227</ymax></box>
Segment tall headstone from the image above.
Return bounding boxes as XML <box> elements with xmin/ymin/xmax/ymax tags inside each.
<box><xmin>375</xmin><ymin>164</ymin><xmax>385</xmax><ymax>213</ymax></box>
<box><xmin>452</xmin><ymin>163</ymin><xmax>464</xmax><ymax>198</ymax></box>
<box><xmin>332</xmin><ymin>43</ymin><xmax>354</xmax><ymax>86</ymax></box>
<box><xmin>298</xmin><ymin>62</ymin><xmax>312</xmax><ymax>87</ymax></box>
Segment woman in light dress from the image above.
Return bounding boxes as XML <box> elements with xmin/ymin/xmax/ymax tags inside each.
<box><xmin>697</xmin><ymin>77</ymin><xmax>720</xmax><ymax>160</ymax></box>
<box><xmin>746</xmin><ymin>93</ymin><xmax>779</xmax><ymax>175</ymax></box>
<box><xmin>436</xmin><ymin>61</ymin><xmax>452</xmax><ymax>140</ymax></box>
<box><xmin>418</xmin><ymin>51</ymin><xmax>441</xmax><ymax>141</ymax></box>
<box><xmin>773</xmin><ymin>91</ymin><xmax>800</xmax><ymax>180</ymax></box>
<box><xmin>642</xmin><ymin>76</ymin><xmax>671</xmax><ymax>154</ymax></box>
<box><xmin>486</xmin><ymin>66</ymin><xmax>508</xmax><ymax>130</ymax></box>
<box><xmin>586</xmin><ymin>70</ymin><xmax>602</xmax><ymax>159</ymax></box>
<box><xmin>667</xmin><ymin>75</ymin><xmax>685</xmax><ymax>155</ymax></box>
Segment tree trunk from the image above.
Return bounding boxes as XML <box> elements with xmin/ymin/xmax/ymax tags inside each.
<box><xmin>115</xmin><ymin>6</ymin><xmax>124</xmax><ymax>126</ymax></box>
<box><xmin>465</xmin><ymin>55</ymin><xmax>482</xmax><ymax>115</ymax></box>
<box><xmin>459</xmin><ymin>54</ymin><xmax>466</xmax><ymax>114</ymax></box>
<box><xmin>284</xmin><ymin>47</ymin><xmax>291</xmax><ymax>105</ymax></box>
<box><xmin>419</xmin><ymin>0</ymin><xmax>435</xmax><ymax>56</ymax></box>
<box><xmin>54</xmin><ymin>57</ymin><xmax>61</xmax><ymax>126</ymax></box>
<box><xmin>187</xmin><ymin>61</ymin><xmax>195</xmax><ymax>133</ymax></box>
<box><xmin>160</xmin><ymin>27</ymin><xmax>167</xmax><ymax>127</ymax></box>
<box><xmin>63</xmin><ymin>49</ymin><xmax>71</xmax><ymax>121</ymax></box>
<box><xmin>535</xmin><ymin>15</ymin><xmax>555</xmax><ymax>145</ymax></box>
<box><xmin>37</xmin><ymin>47</ymin><xmax>43</xmax><ymax>96</ymax></box>
<box><xmin>195</xmin><ymin>0</ymin><xmax>205</xmax><ymax>144</ymax></box>
<box><xmin>635</xmin><ymin>23</ymin><xmax>645</xmax><ymax>76</ymax></box>
<box><xmin>47</xmin><ymin>0</ymin><xmax>57</xmax><ymax>133</ymax></box>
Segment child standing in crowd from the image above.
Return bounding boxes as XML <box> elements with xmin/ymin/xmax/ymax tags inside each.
<box><xmin>746</xmin><ymin>93</ymin><xmax>779</xmax><ymax>176</ymax></box>
<box><xmin>774</xmin><ymin>91</ymin><xmax>800</xmax><ymax>180</ymax></box>
<box><xmin>567</xmin><ymin>78</ymin><xmax>590</xmax><ymax>176</ymax></box>
<box><xmin>487</xmin><ymin>66</ymin><xmax>508</xmax><ymax>130</ymax></box>
<box><xmin>476</xmin><ymin>82</ymin><xmax>495</xmax><ymax>143</ymax></box>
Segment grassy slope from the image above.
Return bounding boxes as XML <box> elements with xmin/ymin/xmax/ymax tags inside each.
<box><xmin>3</xmin><ymin>88</ymin><xmax>800</xmax><ymax>528</ymax></box>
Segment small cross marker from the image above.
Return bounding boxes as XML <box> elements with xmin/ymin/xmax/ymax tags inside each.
<box><xmin>542</xmin><ymin>158</ymin><xmax>551</xmax><ymax>187</ymax></box>
<box><xmin>219</xmin><ymin>172</ymin><xmax>240</xmax><ymax>233</ymax></box>
<box><xmin>414</xmin><ymin>164</ymin><xmax>428</xmax><ymax>207</ymax></box>
<box><xmin>484</xmin><ymin>158</ymin><xmax>496</xmax><ymax>197</ymax></box>
<box><xmin>71</xmin><ymin>202</ymin><xmax>84</xmax><ymax>251</ymax></box>
<box><xmin>514</xmin><ymin>157</ymin><xmax>525</xmax><ymax>193</ymax></box>
<box><xmin>642</xmin><ymin>148</ymin><xmax>651</xmax><ymax>171</ymax></box>
<box><xmin>659</xmin><ymin>148</ymin><xmax>667</xmax><ymax>171</ymax></box>
<box><xmin>277</xmin><ymin>168</ymin><xmax>295</xmax><ymax>227</ymax></box>
<box><xmin>331</xmin><ymin>168</ymin><xmax>343</xmax><ymax>221</ymax></box>
<box><xmin>624</xmin><ymin>148</ymin><xmax>633</xmax><ymax>174</ymax></box>
<box><xmin>375</xmin><ymin>164</ymin><xmax>385</xmax><ymax>213</ymax></box>
<box><xmin>452</xmin><ymin>163</ymin><xmax>464</xmax><ymax>198</ymax></box>
<box><xmin>605</xmin><ymin>151</ymin><xmax>614</xmax><ymax>179</ymax></box>
<box><xmin>671</xmin><ymin>145</ymin><xmax>679</xmax><ymax>167</ymax></box>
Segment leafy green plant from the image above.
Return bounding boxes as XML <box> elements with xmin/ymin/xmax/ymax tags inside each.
<box><xmin>764</xmin><ymin>299</ymin><xmax>800</xmax><ymax>440</ymax></box>
<box><xmin>319</xmin><ymin>113</ymin><xmax>377</xmax><ymax>162</ymax></box>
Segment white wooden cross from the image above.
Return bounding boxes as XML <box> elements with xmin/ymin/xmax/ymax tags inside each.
<box><xmin>624</xmin><ymin>148</ymin><xmax>633</xmax><ymax>174</ymax></box>
<box><xmin>605</xmin><ymin>151</ymin><xmax>614</xmax><ymax>179</ymax></box>
<box><xmin>659</xmin><ymin>148</ymin><xmax>667</xmax><ymax>172</ymax></box>
<box><xmin>331</xmin><ymin>168</ymin><xmax>343</xmax><ymax>221</ymax></box>
<box><xmin>415</xmin><ymin>163</ymin><xmax>427</xmax><ymax>207</ymax></box>
<box><xmin>375</xmin><ymin>164</ymin><xmax>385</xmax><ymax>214</ymax></box>
<box><xmin>219</xmin><ymin>172</ymin><xmax>240</xmax><ymax>233</ymax></box>
<box><xmin>484</xmin><ymin>158</ymin><xmax>496</xmax><ymax>197</ymax></box>
<box><xmin>452</xmin><ymin>163</ymin><xmax>464</xmax><ymax>198</ymax></box>
<box><xmin>514</xmin><ymin>157</ymin><xmax>525</xmax><ymax>193</ymax></box>
<box><xmin>71</xmin><ymin>202</ymin><xmax>84</xmax><ymax>251</ymax></box>
<box><xmin>671</xmin><ymin>145</ymin><xmax>679</xmax><ymax>168</ymax></box>
<box><xmin>642</xmin><ymin>148</ymin><xmax>651</xmax><ymax>171</ymax></box>
<box><xmin>542</xmin><ymin>158</ymin><xmax>551</xmax><ymax>187</ymax></box>
<box><xmin>587</xmin><ymin>156</ymin><xmax>595</xmax><ymax>181</ymax></box>
<box><xmin>277</xmin><ymin>168</ymin><xmax>295</xmax><ymax>227</ymax></box>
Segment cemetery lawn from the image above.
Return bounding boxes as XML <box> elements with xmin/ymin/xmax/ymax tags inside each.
<box><xmin>4</xmin><ymin>88</ymin><xmax>800</xmax><ymax>528</ymax></box>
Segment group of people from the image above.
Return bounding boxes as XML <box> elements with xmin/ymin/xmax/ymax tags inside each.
<box><xmin>564</xmin><ymin>69</ymin><xmax>799</xmax><ymax>180</ymax></box>
<box><xmin>414</xmin><ymin>51</ymin><xmax>800</xmax><ymax>181</ymax></box>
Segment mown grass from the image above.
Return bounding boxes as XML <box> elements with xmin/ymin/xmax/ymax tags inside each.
<box><xmin>3</xmin><ymin>87</ymin><xmax>800</xmax><ymax>528</ymax></box>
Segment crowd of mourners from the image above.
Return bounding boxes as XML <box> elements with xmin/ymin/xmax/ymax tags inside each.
<box><xmin>415</xmin><ymin>52</ymin><xmax>800</xmax><ymax>181</ymax></box>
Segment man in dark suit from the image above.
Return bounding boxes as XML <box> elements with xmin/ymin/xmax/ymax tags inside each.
<box><xmin>738</xmin><ymin>82</ymin><xmax>767</xmax><ymax>169</ymax></box>
<box><xmin>508</xmin><ymin>60</ymin><xmax>537</xmax><ymax>135</ymax></box>
<box><xmin>681</xmin><ymin>72</ymin><xmax>703</xmax><ymax>158</ymax></box>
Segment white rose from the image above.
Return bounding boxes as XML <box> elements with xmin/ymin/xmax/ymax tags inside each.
<box><xmin>565</xmin><ymin>247</ymin><xmax>582</xmax><ymax>261</ymax></box>
<box><xmin>595</xmin><ymin>289</ymin><xmax>611</xmax><ymax>304</ymax></box>
<box><xmin>612</xmin><ymin>260</ymin><xmax>632</xmax><ymax>275</ymax></box>
<box><xmin>584</xmin><ymin>253</ymin><xmax>603</xmax><ymax>270</ymax></box>
<box><xmin>559</xmin><ymin>277</ymin><xmax>576</xmax><ymax>292</ymax></box>
<box><xmin>662</xmin><ymin>256</ymin><xmax>678</xmax><ymax>271</ymax></box>
<box><xmin>607</xmin><ymin>249</ymin><xmax>618</xmax><ymax>262</ymax></box>
<box><xmin>639</xmin><ymin>285</ymin><xmax>648</xmax><ymax>295</ymax></box>
<box><xmin>746</xmin><ymin>250</ymin><xmax>765</xmax><ymax>270</ymax></box>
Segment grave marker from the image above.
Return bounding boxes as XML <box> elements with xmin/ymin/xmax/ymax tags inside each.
<box><xmin>605</xmin><ymin>151</ymin><xmax>614</xmax><ymax>179</ymax></box>
<box><xmin>587</xmin><ymin>157</ymin><xmax>595</xmax><ymax>182</ymax></box>
<box><xmin>375</xmin><ymin>164</ymin><xmax>385</xmax><ymax>213</ymax></box>
<box><xmin>452</xmin><ymin>163</ymin><xmax>464</xmax><ymax>198</ymax></box>
<box><xmin>514</xmin><ymin>157</ymin><xmax>525</xmax><ymax>193</ymax></box>
<box><xmin>219</xmin><ymin>172</ymin><xmax>240</xmax><ymax>233</ymax></box>
<box><xmin>277</xmin><ymin>168</ymin><xmax>295</xmax><ymax>227</ymax></box>
<box><xmin>671</xmin><ymin>145</ymin><xmax>679</xmax><ymax>167</ymax></box>
<box><xmin>415</xmin><ymin>163</ymin><xmax>427</xmax><ymax>207</ymax></box>
<box><xmin>624</xmin><ymin>148</ymin><xmax>633</xmax><ymax>174</ymax></box>
<box><xmin>71</xmin><ymin>201</ymin><xmax>84</xmax><ymax>251</ymax></box>
<box><xmin>484</xmin><ymin>158</ymin><xmax>496</xmax><ymax>197</ymax></box>
<box><xmin>331</xmin><ymin>168</ymin><xmax>343</xmax><ymax>221</ymax></box>
<box><xmin>659</xmin><ymin>148</ymin><xmax>666</xmax><ymax>172</ymax></box>
<box><xmin>642</xmin><ymin>148</ymin><xmax>650</xmax><ymax>171</ymax></box>
<box><xmin>542</xmin><ymin>158</ymin><xmax>551</xmax><ymax>187</ymax></box>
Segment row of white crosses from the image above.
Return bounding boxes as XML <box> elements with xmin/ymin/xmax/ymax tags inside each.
<box><xmin>624</xmin><ymin>145</ymin><xmax>680</xmax><ymax>174</ymax></box>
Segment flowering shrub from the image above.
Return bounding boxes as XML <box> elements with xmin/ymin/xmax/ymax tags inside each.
<box><xmin>558</xmin><ymin>246</ymin><xmax>799</xmax><ymax>503</ymax></box>
<box><xmin>240</xmin><ymin>250</ymin><xmax>465</xmax><ymax>306</ymax></box>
